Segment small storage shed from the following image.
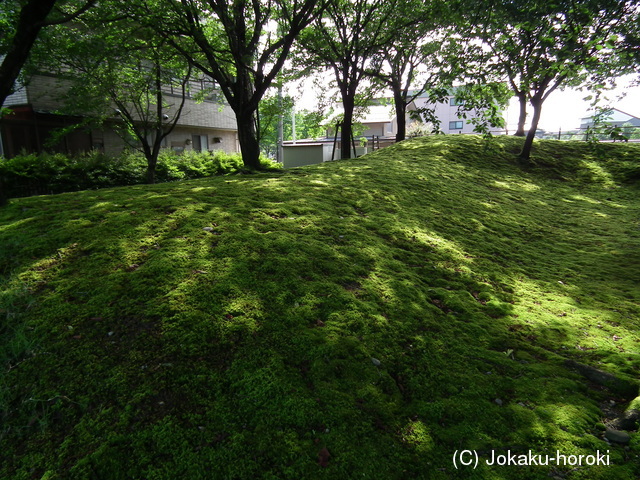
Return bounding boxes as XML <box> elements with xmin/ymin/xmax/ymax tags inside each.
<box><xmin>282</xmin><ymin>142</ymin><xmax>335</xmax><ymax>168</ymax></box>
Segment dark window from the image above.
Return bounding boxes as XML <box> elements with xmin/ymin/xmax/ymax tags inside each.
<box><xmin>449</xmin><ymin>121</ymin><xmax>463</xmax><ymax>130</ymax></box>
<box><xmin>192</xmin><ymin>134</ymin><xmax>209</xmax><ymax>152</ymax></box>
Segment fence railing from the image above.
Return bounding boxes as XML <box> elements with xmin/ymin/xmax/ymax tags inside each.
<box><xmin>538</xmin><ymin>125</ymin><xmax>640</xmax><ymax>142</ymax></box>
<box><xmin>421</xmin><ymin>125</ymin><xmax>640</xmax><ymax>142</ymax></box>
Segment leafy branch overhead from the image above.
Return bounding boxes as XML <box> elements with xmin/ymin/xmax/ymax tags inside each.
<box><xmin>459</xmin><ymin>0</ymin><xmax>637</xmax><ymax>159</ymax></box>
<box><xmin>0</xmin><ymin>0</ymin><xmax>95</xmax><ymax>107</ymax></box>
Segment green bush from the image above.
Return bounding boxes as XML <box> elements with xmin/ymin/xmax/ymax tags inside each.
<box><xmin>0</xmin><ymin>148</ymin><xmax>255</xmax><ymax>200</ymax></box>
<box><xmin>153</xmin><ymin>150</ymin><xmax>247</xmax><ymax>181</ymax></box>
<box><xmin>88</xmin><ymin>150</ymin><xmax>147</xmax><ymax>187</ymax></box>
<box><xmin>0</xmin><ymin>150</ymin><xmax>147</xmax><ymax>197</ymax></box>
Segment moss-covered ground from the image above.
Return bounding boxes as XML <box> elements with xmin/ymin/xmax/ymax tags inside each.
<box><xmin>1</xmin><ymin>135</ymin><xmax>639</xmax><ymax>479</ymax></box>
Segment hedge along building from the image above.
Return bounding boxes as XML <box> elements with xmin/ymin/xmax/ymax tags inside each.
<box><xmin>0</xmin><ymin>72</ymin><xmax>239</xmax><ymax>158</ymax></box>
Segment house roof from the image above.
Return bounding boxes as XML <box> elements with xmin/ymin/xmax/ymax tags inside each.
<box><xmin>581</xmin><ymin>107</ymin><xmax>640</xmax><ymax>123</ymax></box>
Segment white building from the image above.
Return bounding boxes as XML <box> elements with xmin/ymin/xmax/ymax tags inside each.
<box><xmin>579</xmin><ymin>108</ymin><xmax>640</xmax><ymax>129</ymax></box>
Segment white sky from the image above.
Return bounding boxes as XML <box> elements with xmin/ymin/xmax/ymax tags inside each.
<box><xmin>288</xmin><ymin>74</ymin><xmax>640</xmax><ymax>133</ymax></box>
<box><xmin>505</xmin><ymin>75</ymin><xmax>640</xmax><ymax>133</ymax></box>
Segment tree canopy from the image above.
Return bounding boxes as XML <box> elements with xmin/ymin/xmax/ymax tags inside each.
<box><xmin>0</xmin><ymin>0</ymin><xmax>94</xmax><ymax>107</ymax></box>
<box><xmin>0</xmin><ymin>0</ymin><xmax>94</xmax><ymax>205</ymax></box>
<box><xmin>362</xmin><ymin>0</ymin><xmax>457</xmax><ymax>142</ymax></box>
<box><xmin>1</xmin><ymin>0</ymin><xmax>638</xmax><ymax>171</ymax></box>
<box><xmin>461</xmin><ymin>0</ymin><xmax>637</xmax><ymax>159</ymax></box>
<box><xmin>300</xmin><ymin>0</ymin><xmax>400</xmax><ymax>159</ymax></box>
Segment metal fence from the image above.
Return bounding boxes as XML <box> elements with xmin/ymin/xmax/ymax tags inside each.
<box><xmin>430</xmin><ymin>126</ymin><xmax>640</xmax><ymax>142</ymax></box>
<box><xmin>538</xmin><ymin>125</ymin><xmax>640</xmax><ymax>142</ymax></box>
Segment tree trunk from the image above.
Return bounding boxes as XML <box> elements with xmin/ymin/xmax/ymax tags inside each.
<box><xmin>141</xmin><ymin>142</ymin><xmax>158</xmax><ymax>184</ymax></box>
<box><xmin>520</xmin><ymin>97</ymin><xmax>543</xmax><ymax>161</ymax></box>
<box><xmin>0</xmin><ymin>0</ymin><xmax>58</xmax><ymax>106</ymax></box>
<box><xmin>146</xmin><ymin>163</ymin><xmax>157</xmax><ymax>184</ymax></box>
<box><xmin>0</xmin><ymin>178</ymin><xmax>7</xmax><ymax>207</ymax></box>
<box><xmin>514</xmin><ymin>92</ymin><xmax>527</xmax><ymax>136</ymax></box>
<box><xmin>394</xmin><ymin>92</ymin><xmax>407</xmax><ymax>142</ymax></box>
<box><xmin>341</xmin><ymin>95</ymin><xmax>355</xmax><ymax>159</ymax></box>
<box><xmin>237</xmin><ymin>108</ymin><xmax>262</xmax><ymax>169</ymax></box>
<box><xmin>146</xmin><ymin>67</ymin><xmax>162</xmax><ymax>185</ymax></box>
<box><xmin>146</xmin><ymin>140</ymin><xmax>164</xmax><ymax>184</ymax></box>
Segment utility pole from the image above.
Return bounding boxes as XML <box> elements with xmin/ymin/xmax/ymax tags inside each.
<box><xmin>277</xmin><ymin>84</ymin><xmax>284</xmax><ymax>163</ymax></box>
<box><xmin>292</xmin><ymin>103</ymin><xmax>296</xmax><ymax>143</ymax></box>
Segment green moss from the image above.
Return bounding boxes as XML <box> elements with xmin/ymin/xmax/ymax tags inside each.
<box><xmin>1</xmin><ymin>135</ymin><xmax>639</xmax><ymax>479</ymax></box>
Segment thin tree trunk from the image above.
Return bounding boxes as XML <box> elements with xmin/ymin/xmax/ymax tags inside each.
<box><xmin>341</xmin><ymin>95</ymin><xmax>355</xmax><ymax>159</ymax></box>
<box><xmin>520</xmin><ymin>98</ymin><xmax>543</xmax><ymax>161</ymax></box>
<box><xmin>141</xmin><ymin>140</ymin><xmax>157</xmax><ymax>184</ymax></box>
<box><xmin>394</xmin><ymin>92</ymin><xmax>407</xmax><ymax>142</ymax></box>
<box><xmin>146</xmin><ymin>138</ymin><xmax>163</xmax><ymax>184</ymax></box>
<box><xmin>0</xmin><ymin>178</ymin><xmax>7</xmax><ymax>207</ymax></box>
<box><xmin>514</xmin><ymin>92</ymin><xmax>527</xmax><ymax>136</ymax></box>
<box><xmin>146</xmin><ymin>64</ymin><xmax>163</xmax><ymax>185</ymax></box>
<box><xmin>146</xmin><ymin>162</ymin><xmax>157</xmax><ymax>184</ymax></box>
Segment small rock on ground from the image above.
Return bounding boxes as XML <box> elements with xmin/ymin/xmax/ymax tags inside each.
<box><xmin>605</xmin><ymin>427</ymin><xmax>631</xmax><ymax>444</ymax></box>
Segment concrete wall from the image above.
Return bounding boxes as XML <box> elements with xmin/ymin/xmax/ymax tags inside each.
<box><xmin>97</xmin><ymin>125</ymin><xmax>238</xmax><ymax>157</ymax></box>
<box><xmin>361</xmin><ymin>121</ymin><xmax>395</xmax><ymax>138</ymax></box>
<box><xmin>2</xmin><ymin>85</ymin><xmax>28</xmax><ymax>107</ymax></box>
<box><xmin>281</xmin><ymin>140</ymin><xmax>382</xmax><ymax>166</ymax></box>
<box><xmin>5</xmin><ymin>75</ymin><xmax>238</xmax><ymax>129</ymax></box>
<box><xmin>7</xmin><ymin>75</ymin><xmax>68</xmax><ymax>111</ymax></box>
<box><xmin>176</xmin><ymin>97</ymin><xmax>237</xmax><ymax>130</ymax></box>
<box><xmin>283</xmin><ymin>143</ymin><xmax>323</xmax><ymax>168</ymax></box>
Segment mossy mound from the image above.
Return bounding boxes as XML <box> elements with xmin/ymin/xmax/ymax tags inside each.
<box><xmin>1</xmin><ymin>135</ymin><xmax>639</xmax><ymax>479</ymax></box>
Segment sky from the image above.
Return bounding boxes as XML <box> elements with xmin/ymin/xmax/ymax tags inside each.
<box><xmin>505</xmin><ymin>76</ymin><xmax>640</xmax><ymax>133</ymax></box>
<box><xmin>289</xmin><ymin>74</ymin><xmax>640</xmax><ymax>134</ymax></box>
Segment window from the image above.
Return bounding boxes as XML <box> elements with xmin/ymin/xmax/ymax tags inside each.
<box><xmin>171</xmin><ymin>141</ymin><xmax>185</xmax><ymax>154</ymax></box>
<box><xmin>449</xmin><ymin>121</ymin><xmax>463</xmax><ymax>130</ymax></box>
<box><xmin>192</xmin><ymin>134</ymin><xmax>209</xmax><ymax>152</ymax></box>
<box><xmin>449</xmin><ymin>97</ymin><xmax>465</xmax><ymax>106</ymax></box>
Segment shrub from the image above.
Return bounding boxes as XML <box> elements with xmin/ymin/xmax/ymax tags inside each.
<box><xmin>259</xmin><ymin>155</ymin><xmax>281</xmax><ymax>171</ymax></box>
<box><xmin>0</xmin><ymin>150</ymin><xmax>148</xmax><ymax>198</ymax></box>
<box><xmin>154</xmin><ymin>150</ymin><xmax>245</xmax><ymax>182</ymax></box>
<box><xmin>1</xmin><ymin>151</ymin><xmax>76</xmax><ymax>197</ymax></box>
<box><xmin>97</xmin><ymin>150</ymin><xmax>147</xmax><ymax>187</ymax></box>
<box><xmin>0</xmin><ymin>148</ymin><xmax>261</xmax><ymax>200</ymax></box>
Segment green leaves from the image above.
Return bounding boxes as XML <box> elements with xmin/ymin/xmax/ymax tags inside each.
<box><xmin>460</xmin><ymin>0</ymin><xmax>637</xmax><ymax>158</ymax></box>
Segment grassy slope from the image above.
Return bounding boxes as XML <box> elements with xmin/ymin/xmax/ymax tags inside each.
<box><xmin>1</xmin><ymin>136</ymin><xmax>639</xmax><ymax>479</ymax></box>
